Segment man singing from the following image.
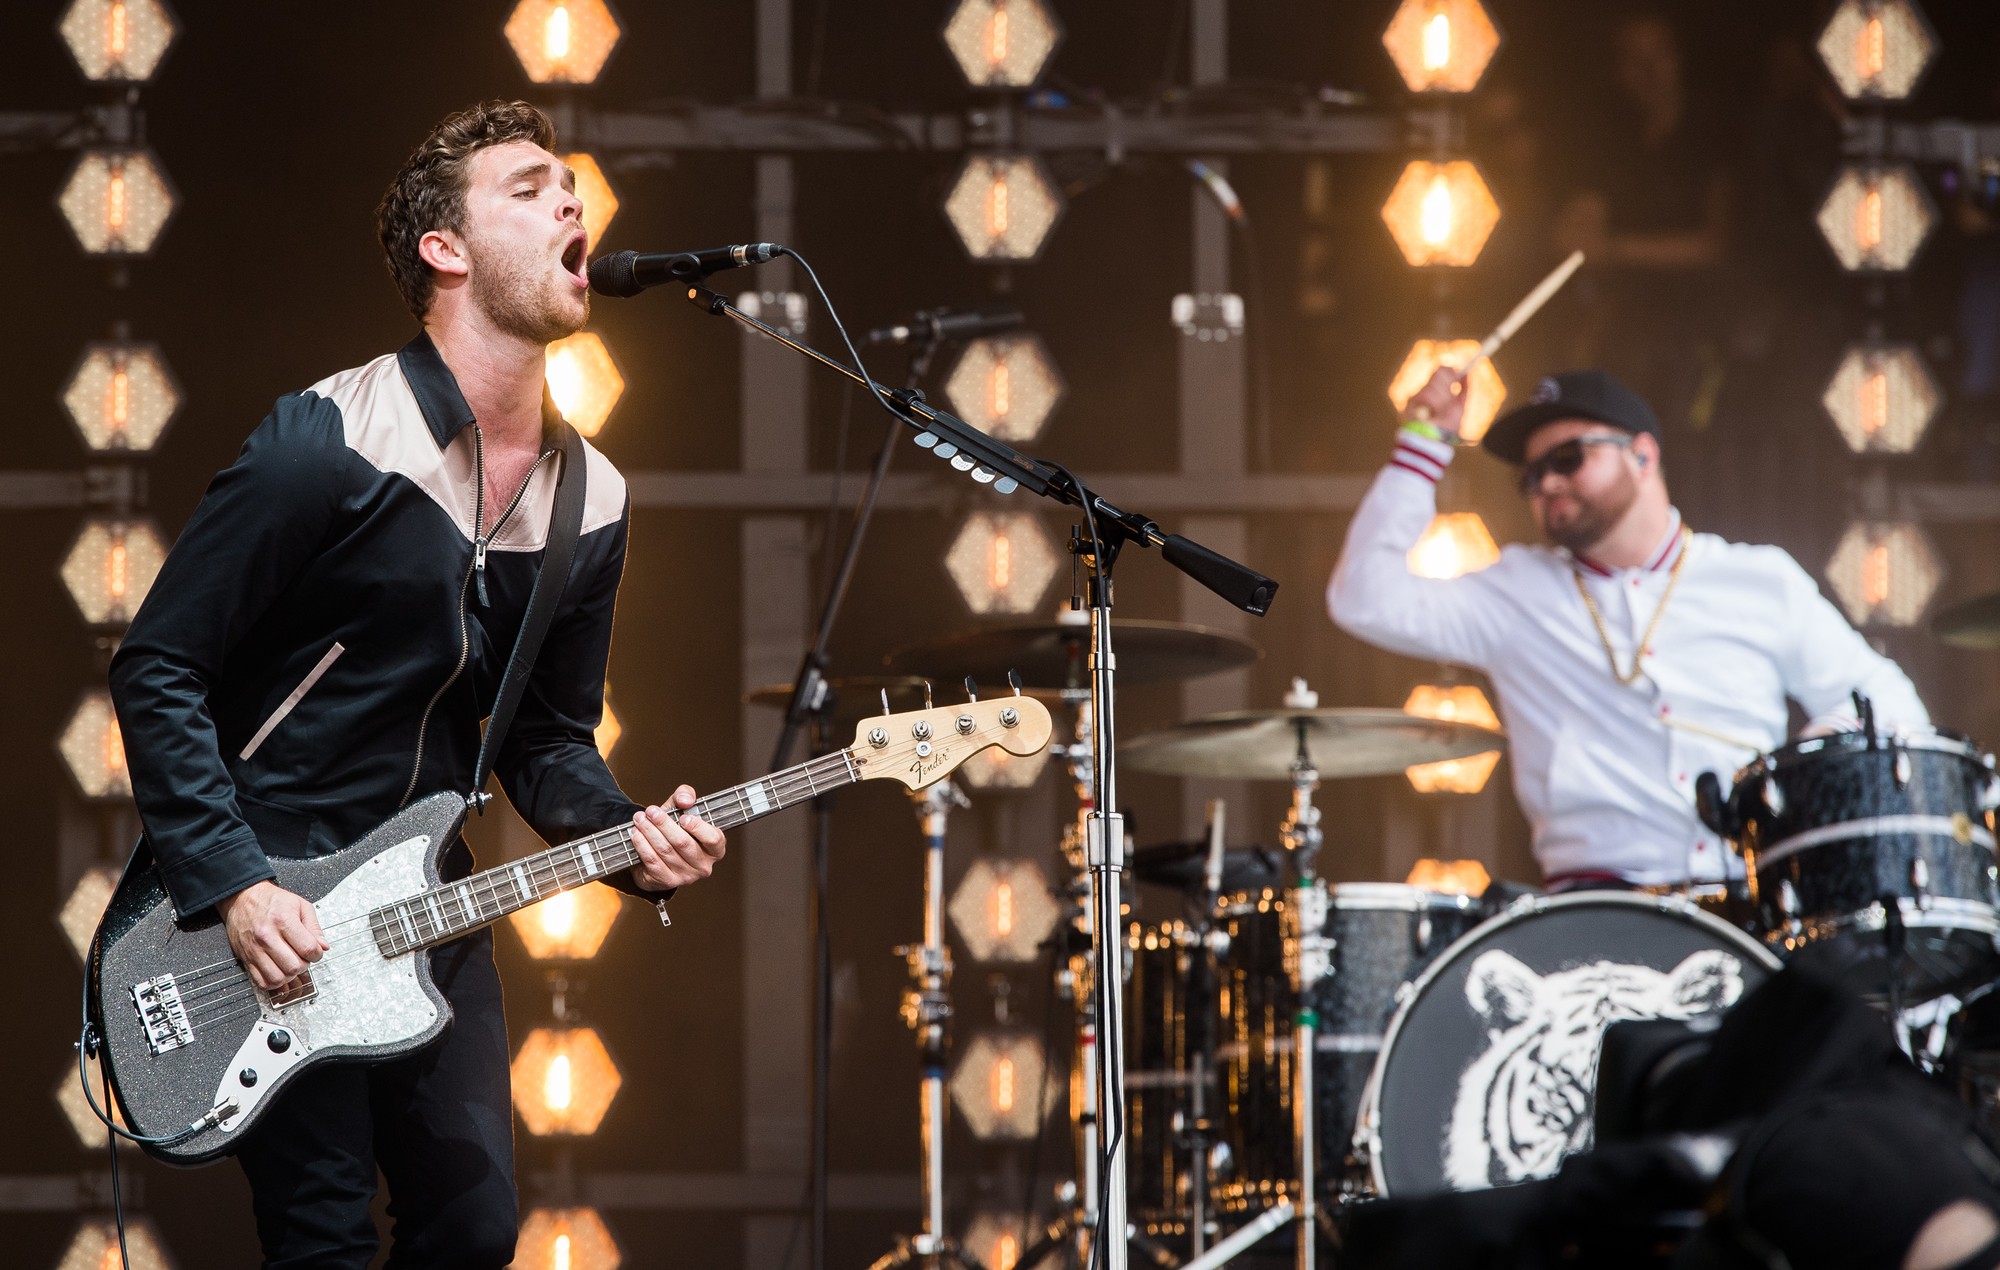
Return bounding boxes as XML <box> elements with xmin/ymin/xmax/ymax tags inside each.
<box><xmin>1327</xmin><ymin>366</ymin><xmax>1927</xmax><ymax>890</ymax></box>
<box><xmin>109</xmin><ymin>101</ymin><xmax>724</xmax><ymax>1266</ymax></box>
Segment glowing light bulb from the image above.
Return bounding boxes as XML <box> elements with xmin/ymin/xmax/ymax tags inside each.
<box><xmin>1419</xmin><ymin>174</ymin><xmax>1455</xmax><ymax>245</ymax></box>
<box><xmin>1860</xmin><ymin>15</ymin><xmax>1886</xmax><ymax>79</ymax></box>
<box><xmin>107</xmin><ymin>164</ymin><xmax>127</xmax><ymax>233</ymax></box>
<box><xmin>546</xmin><ymin>1052</ymin><xmax>573</xmax><ymax>1113</ymax></box>
<box><xmin>554</xmin><ymin>1230</ymin><xmax>572</xmax><ymax>1270</ymax></box>
<box><xmin>1422</xmin><ymin>11</ymin><xmax>1452</xmax><ymax>71</ymax></box>
<box><xmin>997</xmin><ymin>1234</ymin><xmax>1020</xmax><ymax>1270</ymax></box>
<box><xmin>104</xmin><ymin>720</ymin><xmax>125</xmax><ymax>776</ymax></box>
<box><xmin>994</xmin><ymin>880</ymin><xmax>1015</xmax><ymax>938</ymax></box>
<box><xmin>546</xmin><ymin>1</ymin><xmax>573</xmax><ymax>62</ymax></box>
<box><xmin>988</xmin><ymin>177</ymin><xmax>1011</xmax><ymax>239</ymax></box>
<box><xmin>1858</xmin><ymin>186</ymin><xmax>1884</xmax><ymax>252</ymax></box>
<box><xmin>108</xmin><ymin>2</ymin><xmax>129</xmax><ymax>60</ymax></box>
<box><xmin>108</xmin><ymin>364</ymin><xmax>131</xmax><ymax>430</ymax></box>
<box><xmin>989</xmin><ymin>360</ymin><xmax>1012</xmax><ymax>419</ymax></box>
<box><xmin>107</xmin><ymin>534</ymin><xmax>128</xmax><ymax>601</ymax></box>
<box><xmin>993</xmin><ymin>1055</ymin><xmax>1016</xmax><ymax>1114</ymax></box>
<box><xmin>989</xmin><ymin>5</ymin><xmax>1010</xmax><ymax>66</ymax></box>
<box><xmin>1863</xmin><ymin>542</ymin><xmax>1892</xmax><ymax>608</ymax></box>
<box><xmin>1862</xmin><ymin>370</ymin><xmax>1888</xmax><ymax>436</ymax></box>
<box><xmin>990</xmin><ymin>534</ymin><xmax>1013</xmax><ymax>589</ymax></box>
<box><xmin>541</xmin><ymin>890</ymin><xmax>577</xmax><ymax>940</ymax></box>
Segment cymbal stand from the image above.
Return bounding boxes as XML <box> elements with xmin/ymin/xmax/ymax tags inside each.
<box><xmin>869</xmin><ymin>776</ymin><xmax>979</xmax><ymax>1270</ymax></box>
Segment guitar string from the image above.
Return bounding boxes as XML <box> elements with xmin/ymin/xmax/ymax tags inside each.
<box><xmin>167</xmin><ymin>734</ymin><xmax>1014</xmax><ymax>1026</ymax></box>
<box><xmin>169</xmin><ymin>748</ymin><xmax>867</xmax><ymax>1019</ymax></box>
<box><xmin>162</xmin><ymin>748</ymin><xmax>866</xmax><ymax>996</ymax></box>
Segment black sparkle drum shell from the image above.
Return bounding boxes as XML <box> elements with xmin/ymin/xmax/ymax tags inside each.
<box><xmin>1730</xmin><ymin>731</ymin><xmax>2000</xmax><ymax>1001</ymax></box>
<box><xmin>1357</xmin><ymin>893</ymin><xmax>1780</xmax><ymax>1198</ymax></box>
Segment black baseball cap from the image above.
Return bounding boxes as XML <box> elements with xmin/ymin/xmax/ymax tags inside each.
<box><xmin>1481</xmin><ymin>370</ymin><xmax>1661</xmax><ymax>464</ymax></box>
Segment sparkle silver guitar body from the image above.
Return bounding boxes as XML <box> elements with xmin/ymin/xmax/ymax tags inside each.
<box><xmin>90</xmin><ymin>793</ymin><xmax>468</xmax><ymax>1165</ymax></box>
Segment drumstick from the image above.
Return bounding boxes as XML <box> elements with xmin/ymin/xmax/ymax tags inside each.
<box><xmin>1409</xmin><ymin>250</ymin><xmax>1586</xmax><ymax>423</ymax></box>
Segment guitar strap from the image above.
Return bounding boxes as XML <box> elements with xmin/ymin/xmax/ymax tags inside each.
<box><xmin>468</xmin><ymin>421</ymin><xmax>588</xmax><ymax>811</ymax></box>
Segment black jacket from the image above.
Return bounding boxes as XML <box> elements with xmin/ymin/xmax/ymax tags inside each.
<box><xmin>110</xmin><ymin>332</ymin><xmax>645</xmax><ymax>918</ymax></box>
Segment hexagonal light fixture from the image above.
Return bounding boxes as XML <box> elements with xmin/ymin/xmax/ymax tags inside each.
<box><xmin>59</xmin><ymin>0</ymin><xmax>178</xmax><ymax>83</ymax></box>
<box><xmin>505</xmin><ymin>0</ymin><xmax>622</xmax><ymax>84</ymax></box>
<box><xmin>55</xmin><ymin>1216</ymin><xmax>172</xmax><ymax>1270</ymax></box>
<box><xmin>1382</xmin><ymin>160</ymin><xmax>1499</xmax><ymax>267</ymax></box>
<box><xmin>1822</xmin><ymin>342</ymin><xmax>1939</xmax><ymax>455</ymax></box>
<box><xmin>58</xmin><ymin>1050</ymin><xmax>132</xmax><ymax>1148</ymax></box>
<box><xmin>1406</xmin><ymin>857</ymin><xmax>1492</xmax><ymax>895</ymax></box>
<box><xmin>1816</xmin><ymin>163</ymin><xmax>1935</xmax><ymax>273</ymax></box>
<box><xmin>1826</xmin><ymin>520</ymin><xmax>1942</xmax><ymax>628</ymax></box>
<box><xmin>512</xmin><ymin>1025</ymin><xmax>622</xmax><ymax>1135</ymax></box>
<box><xmin>944</xmin><ymin>154</ymin><xmax>1063</xmax><ymax>262</ymax></box>
<box><xmin>62</xmin><ymin>340</ymin><xmax>181</xmax><ymax>453</ymax></box>
<box><xmin>58</xmin><ymin>148</ymin><xmax>177</xmax><ymax>256</ymax></box>
<box><xmin>59</xmin><ymin>864</ymin><xmax>119</xmax><ymax>963</ymax></box>
<box><xmin>944</xmin><ymin>334</ymin><xmax>1064</xmax><ymax>443</ymax></box>
<box><xmin>963</xmin><ymin>1212</ymin><xmax>1056</xmax><ymax>1270</ymax></box>
<box><xmin>1817</xmin><ymin>0</ymin><xmax>1936</xmax><ymax>102</ymax></box>
<box><xmin>959</xmin><ymin>744</ymin><xmax>1053</xmax><ymax>791</ymax></box>
<box><xmin>1407</xmin><ymin>512</ymin><xmax>1500</xmax><ymax>580</ymax></box>
<box><xmin>517</xmin><ymin>1207</ymin><xmax>622</xmax><ymax>1270</ymax></box>
<box><xmin>509</xmin><ymin>885</ymin><xmax>622</xmax><ymax>960</ymax></box>
<box><xmin>949</xmin><ymin>858</ymin><xmax>1061</xmax><ymax>962</ymax></box>
<box><xmin>942</xmin><ymin>0</ymin><xmax>1063</xmax><ymax>89</ymax></box>
<box><xmin>59</xmin><ymin>690</ymin><xmax>130</xmax><ymax>801</ymax></box>
<box><xmin>1389</xmin><ymin>338</ymin><xmax>1507</xmax><ymax>443</ymax></box>
<box><xmin>595</xmin><ymin>687</ymin><xmax>623</xmax><ymax>760</ymax></box>
<box><xmin>1403</xmin><ymin>683</ymin><xmax>1502</xmax><ymax>794</ymax></box>
<box><xmin>950</xmin><ymin>1030</ymin><xmax>1058</xmax><ymax>1139</ymax></box>
<box><xmin>546</xmin><ymin>331</ymin><xmax>624</xmax><ymax>437</ymax></box>
<box><xmin>565</xmin><ymin>152</ymin><xmax>620</xmax><ymax>250</ymax></box>
<box><xmin>60</xmin><ymin>516</ymin><xmax>166</xmax><ymax>628</ymax></box>
<box><xmin>1382</xmin><ymin>0</ymin><xmax>1502</xmax><ymax>94</ymax></box>
<box><xmin>945</xmin><ymin>511</ymin><xmax>1062</xmax><ymax>616</ymax></box>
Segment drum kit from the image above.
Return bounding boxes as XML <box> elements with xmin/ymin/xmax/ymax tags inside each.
<box><xmin>768</xmin><ymin>602</ymin><xmax>2000</xmax><ymax>1269</ymax></box>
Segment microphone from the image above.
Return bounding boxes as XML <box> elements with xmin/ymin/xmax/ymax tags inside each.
<box><xmin>588</xmin><ymin>244</ymin><xmax>783</xmax><ymax>297</ymax></box>
<box><xmin>865</xmin><ymin>305</ymin><xmax>1024</xmax><ymax>346</ymax></box>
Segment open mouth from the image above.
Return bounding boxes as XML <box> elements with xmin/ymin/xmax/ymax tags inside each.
<box><xmin>560</xmin><ymin>235</ymin><xmax>588</xmax><ymax>288</ymax></box>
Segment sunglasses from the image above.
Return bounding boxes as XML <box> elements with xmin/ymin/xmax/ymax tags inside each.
<box><xmin>1518</xmin><ymin>434</ymin><xmax>1634</xmax><ymax>496</ymax></box>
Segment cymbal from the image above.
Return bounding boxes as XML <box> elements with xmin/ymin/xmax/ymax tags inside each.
<box><xmin>1932</xmin><ymin>592</ymin><xmax>2000</xmax><ymax>650</ymax></box>
<box><xmin>885</xmin><ymin>619</ymin><xmax>1261</xmax><ymax>690</ymax></box>
<box><xmin>744</xmin><ymin>675</ymin><xmax>935</xmax><ymax>724</ymax></box>
<box><xmin>1129</xmin><ymin>840</ymin><xmax>1285</xmax><ymax>892</ymax></box>
<box><xmin>1120</xmin><ymin>707</ymin><xmax>1505</xmax><ymax>781</ymax></box>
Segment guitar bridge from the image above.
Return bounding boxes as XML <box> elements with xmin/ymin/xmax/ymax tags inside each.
<box><xmin>131</xmin><ymin>975</ymin><xmax>194</xmax><ymax>1055</ymax></box>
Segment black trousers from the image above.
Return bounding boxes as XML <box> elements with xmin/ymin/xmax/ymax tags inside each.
<box><xmin>234</xmin><ymin>930</ymin><xmax>518</xmax><ymax>1269</ymax></box>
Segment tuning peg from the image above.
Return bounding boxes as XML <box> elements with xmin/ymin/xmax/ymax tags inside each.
<box><xmin>1008</xmin><ymin>669</ymin><xmax>1023</xmax><ymax>696</ymax></box>
<box><xmin>922</xmin><ymin>680</ymin><xmax>934</xmax><ymax>710</ymax></box>
<box><xmin>880</xmin><ymin>688</ymin><xmax>892</xmax><ymax>716</ymax></box>
<box><xmin>964</xmin><ymin>676</ymin><xmax>979</xmax><ymax>702</ymax></box>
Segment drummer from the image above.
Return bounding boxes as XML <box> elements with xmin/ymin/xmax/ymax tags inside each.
<box><xmin>1327</xmin><ymin>367</ymin><xmax>1930</xmax><ymax>891</ymax></box>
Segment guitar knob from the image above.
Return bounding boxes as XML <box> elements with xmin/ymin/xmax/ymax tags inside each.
<box><xmin>239</xmin><ymin>1068</ymin><xmax>259</xmax><ymax>1087</ymax></box>
<box><xmin>267</xmin><ymin>1029</ymin><xmax>292</xmax><ymax>1053</ymax></box>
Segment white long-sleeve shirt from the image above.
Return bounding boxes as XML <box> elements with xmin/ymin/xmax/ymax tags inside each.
<box><xmin>1328</xmin><ymin>430</ymin><xmax>1930</xmax><ymax>886</ymax></box>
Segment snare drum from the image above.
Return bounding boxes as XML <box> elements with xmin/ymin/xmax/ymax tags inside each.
<box><xmin>1212</xmin><ymin>883</ymin><xmax>1484</xmax><ymax>1212</ymax></box>
<box><xmin>1727</xmin><ymin>731</ymin><xmax>2000</xmax><ymax>1001</ymax></box>
<box><xmin>1355</xmin><ymin>891</ymin><xmax>1780</xmax><ymax>1196</ymax></box>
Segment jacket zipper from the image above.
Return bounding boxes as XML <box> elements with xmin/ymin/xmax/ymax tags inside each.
<box><xmin>400</xmin><ymin>426</ymin><xmax>555</xmax><ymax>806</ymax></box>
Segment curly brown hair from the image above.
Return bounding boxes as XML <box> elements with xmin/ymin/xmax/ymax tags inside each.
<box><xmin>376</xmin><ymin>100</ymin><xmax>557</xmax><ymax>320</ymax></box>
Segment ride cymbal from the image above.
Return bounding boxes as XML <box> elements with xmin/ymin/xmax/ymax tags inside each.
<box><xmin>1120</xmin><ymin>707</ymin><xmax>1504</xmax><ymax>781</ymax></box>
<box><xmin>885</xmin><ymin>618</ymin><xmax>1261</xmax><ymax>691</ymax></box>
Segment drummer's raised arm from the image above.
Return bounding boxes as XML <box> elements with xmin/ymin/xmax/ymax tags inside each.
<box><xmin>1327</xmin><ymin>425</ymin><xmax>1507</xmax><ymax>671</ymax></box>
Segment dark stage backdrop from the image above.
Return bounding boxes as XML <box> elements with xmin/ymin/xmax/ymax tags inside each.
<box><xmin>4</xmin><ymin>3</ymin><xmax>1999</xmax><ymax>1267</ymax></box>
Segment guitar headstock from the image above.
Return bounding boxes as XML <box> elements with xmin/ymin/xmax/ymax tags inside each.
<box><xmin>848</xmin><ymin>693</ymin><xmax>1054</xmax><ymax>790</ymax></box>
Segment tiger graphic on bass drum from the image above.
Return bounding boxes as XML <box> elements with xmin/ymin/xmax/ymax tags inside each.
<box><xmin>1441</xmin><ymin>948</ymin><xmax>1747</xmax><ymax>1190</ymax></box>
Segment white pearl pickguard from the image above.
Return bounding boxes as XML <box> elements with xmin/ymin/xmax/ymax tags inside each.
<box><xmin>211</xmin><ymin>835</ymin><xmax>441</xmax><ymax>1125</ymax></box>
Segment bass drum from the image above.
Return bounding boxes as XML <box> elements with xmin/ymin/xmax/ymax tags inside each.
<box><xmin>1355</xmin><ymin>892</ymin><xmax>1781</xmax><ymax>1197</ymax></box>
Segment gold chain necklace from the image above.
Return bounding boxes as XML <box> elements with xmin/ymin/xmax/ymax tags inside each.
<box><xmin>1571</xmin><ymin>528</ymin><xmax>1691</xmax><ymax>686</ymax></box>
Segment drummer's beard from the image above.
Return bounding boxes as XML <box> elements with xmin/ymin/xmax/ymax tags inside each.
<box><xmin>1538</xmin><ymin>467</ymin><xmax>1641</xmax><ymax>557</ymax></box>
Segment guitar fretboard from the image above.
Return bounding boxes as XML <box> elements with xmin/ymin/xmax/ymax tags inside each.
<box><xmin>368</xmin><ymin>748</ymin><xmax>861</xmax><ymax>956</ymax></box>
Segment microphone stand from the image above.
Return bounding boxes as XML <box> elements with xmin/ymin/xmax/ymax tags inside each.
<box><xmin>769</xmin><ymin>326</ymin><xmax>951</xmax><ymax>1270</ymax></box>
<box><xmin>681</xmin><ymin>276</ymin><xmax>1277</xmax><ymax>1270</ymax></box>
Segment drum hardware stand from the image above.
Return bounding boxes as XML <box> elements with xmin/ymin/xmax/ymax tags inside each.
<box><xmin>869</xmin><ymin>774</ymin><xmax>980</xmax><ymax>1270</ymax></box>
